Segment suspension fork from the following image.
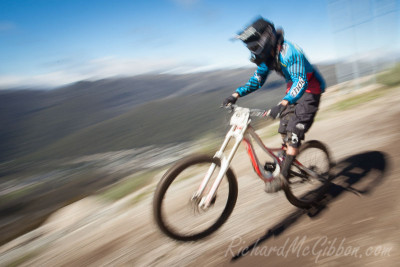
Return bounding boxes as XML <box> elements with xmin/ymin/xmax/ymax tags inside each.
<box><xmin>194</xmin><ymin>125</ymin><xmax>245</xmax><ymax>209</ymax></box>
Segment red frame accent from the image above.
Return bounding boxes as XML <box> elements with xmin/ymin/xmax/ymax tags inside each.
<box><xmin>243</xmin><ymin>139</ymin><xmax>263</xmax><ymax>178</ymax></box>
<box><xmin>243</xmin><ymin>138</ymin><xmax>281</xmax><ymax>182</ymax></box>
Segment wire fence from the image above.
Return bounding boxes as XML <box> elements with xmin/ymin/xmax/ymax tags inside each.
<box><xmin>327</xmin><ymin>0</ymin><xmax>400</xmax><ymax>87</ymax></box>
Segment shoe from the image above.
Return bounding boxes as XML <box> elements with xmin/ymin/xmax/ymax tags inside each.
<box><xmin>264</xmin><ymin>174</ymin><xmax>289</xmax><ymax>193</ymax></box>
<box><xmin>264</xmin><ymin>176</ymin><xmax>283</xmax><ymax>193</ymax></box>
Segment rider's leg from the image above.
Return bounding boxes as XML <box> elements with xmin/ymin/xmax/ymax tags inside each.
<box><xmin>286</xmin><ymin>145</ymin><xmax>299</xmax><ymax>156</ymax></box>
<box><xmin>283</xmin><ymin>145</ymin><xmax>299</xmax><ymax>175</ymax></box>
<box><xmin>281</xmin><ymin>132</ymin><xmax>301</xmax><ymax>180</ymax></box>
<box><xmin>281</xmin><ymin>93</ymin><xmax>321</xmax><ymax>181</ymax></box>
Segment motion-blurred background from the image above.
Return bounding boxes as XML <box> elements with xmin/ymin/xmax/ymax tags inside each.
<box><xmin>0</xmin><ymin>0</ymin><xmax>399</xmax><ymax>258</ymax></box>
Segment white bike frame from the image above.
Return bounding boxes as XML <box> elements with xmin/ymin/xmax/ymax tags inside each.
<box><xmin>194</xmin><ymin>107</ymin><xmax>283</xmax><ymax>209</ymax></box>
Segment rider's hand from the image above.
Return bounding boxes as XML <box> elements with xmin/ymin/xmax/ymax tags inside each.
<box><xmin>267</xmin><ymin>103</ymin><xmax>286</xmax><ymax>119</ymax></box>
<box><xmin>223</xmin><ymin>94</ymin><xmax>238</xmax><ymax>107</ymax></box>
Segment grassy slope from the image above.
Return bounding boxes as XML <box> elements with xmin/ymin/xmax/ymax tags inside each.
<box><xmin>1</xmin><ymin>64</ymin><xmax>340</xmax><ymax>165</ymax></box>
<box><xmin>17</xmin><ymin>86</ymin><xmax>283</xmax><ymax>163</ymax></box>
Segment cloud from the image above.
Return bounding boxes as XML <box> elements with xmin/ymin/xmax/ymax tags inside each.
<box><xmin>0</xmin><ymin>56</ymin><xmax>215</xmax><ymax>89</ymax></box>
<box><xmin>0</xmin><ymin>50</ymin><xmax>253</xmax><ymax>89</ymax></box>
<box><xmin>86</xmin><ymin>57</ymin><xmax>181</xmax><ymax>77</ymax></box>
<box><xmin>0</xmin><ymin>72</ymin><xmax>88</xmax><ymax>89</ymax></box>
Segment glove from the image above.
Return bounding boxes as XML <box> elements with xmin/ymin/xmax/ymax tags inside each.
<box><xmin>223</xmin><ymin>95</ymin><xmax>238</xmax><ymax>107</ymax></box>
<box><xmin>267</xmin><ymin>103</ymin><xmax>286</xmax><ymax>119</ymax></box>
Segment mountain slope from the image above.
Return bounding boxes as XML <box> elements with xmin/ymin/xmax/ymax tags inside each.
<box><xmin>0</xmin><ymin>65</ymin><xmax>336</xmax><ymax>163</ymax></box>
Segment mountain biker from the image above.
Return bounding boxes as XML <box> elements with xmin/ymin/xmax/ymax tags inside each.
<box><xmin>223</xmin><ymin>17</ymin><xmax>326</xmax><ymax>193</ymax></box>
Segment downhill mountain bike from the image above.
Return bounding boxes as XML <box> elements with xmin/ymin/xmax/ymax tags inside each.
<box><xmin>153</xmin><ymin>105</ymin><xmax>333</xmax><ymax>241</ymax></box>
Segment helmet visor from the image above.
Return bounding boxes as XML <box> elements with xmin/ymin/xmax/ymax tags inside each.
<box><xmin>246</xmin><ymin>38</ymin><xmax>267</xmax><ymax>55</ymax></box>
<box><xmin>247</xmin><ymin>28</ymin><xmax>274</xmax><ymax>56</ymax></box>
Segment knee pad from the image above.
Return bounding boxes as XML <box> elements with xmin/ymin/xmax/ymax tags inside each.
<box><xmin>285</xmin><ymin>131</ymin><xmax>301</xmax><ymax>148</ymax></box>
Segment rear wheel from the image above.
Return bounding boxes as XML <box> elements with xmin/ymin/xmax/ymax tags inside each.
<box><xmin>283</xmin><ymin>140</ymin><xmax>332</xmax><ymax>209</ymax></box>
<box><xmin>153</xmin><ymin>154</ymin><xmax>238</xmax><ymax>241</ymax></box>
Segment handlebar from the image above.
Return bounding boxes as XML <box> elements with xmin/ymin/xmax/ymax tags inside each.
<box><xmin>222</xmin><ymin>104</ymin><xmax>268</xmax><ymax>118</ymax></box>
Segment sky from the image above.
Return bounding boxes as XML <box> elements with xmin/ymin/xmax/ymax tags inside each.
<box><xmin>0</xmin><ymin>0</ymin><xmax>399</xmax><ymax>88</ymax></box>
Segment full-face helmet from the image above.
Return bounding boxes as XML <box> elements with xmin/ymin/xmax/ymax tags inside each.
<box><xmin>235</xmin><ymin>17</ymin><xmax>277</xmax><ymax>64</ymax></box>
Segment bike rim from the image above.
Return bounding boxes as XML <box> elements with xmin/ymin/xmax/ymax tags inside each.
<box><xmin>286</xmin><ymin>146</ymin><xmax>330</xmax><ymax>206</ymax></box>
<box><xmin>158</xmin><ymin>159</ymin><xmax>234</xmax><ymax>239</ymax></box>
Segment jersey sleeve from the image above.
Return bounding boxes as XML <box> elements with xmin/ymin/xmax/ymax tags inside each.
<box><xmin>235</xmin><ymin>63</ymin><xmax>269</xmax><ymax>97</ymax></box>
<box><xmin>283</xmin><ymin>54</ymin><xmax>309</xmax><ymax>104</ymax></box>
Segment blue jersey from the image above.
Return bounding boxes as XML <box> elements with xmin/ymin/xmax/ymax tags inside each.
<box><xmin>236</xmin><ymin>40</ymin><xmax>325</xmax><ymax>104</ymax></box>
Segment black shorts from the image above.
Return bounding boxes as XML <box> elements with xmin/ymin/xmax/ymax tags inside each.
<box><xmin>278</xmin><ymin>92</ymin><xmax>321</xmax><ymax>148</ymax></box>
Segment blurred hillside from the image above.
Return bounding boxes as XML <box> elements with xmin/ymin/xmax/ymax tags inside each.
<box><xmin>1</xmin><ymin>63</ymin><xmax>400</xmax><ymax>264</ymax></box>
<box><xmin>0</xmin><ymin>64</ymin><xmax>337</xmax><ymax>245</ymax></box>
<box><xmin>0</xmin><ymin>64</ymin><xmax>336</xmax><ymax>166</ymax></box>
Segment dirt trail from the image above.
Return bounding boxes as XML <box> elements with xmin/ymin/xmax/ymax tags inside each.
<box><xmin>1</xmin><ymin>83</ymin><xmax>399</xmax><ymax>267</ymax></box>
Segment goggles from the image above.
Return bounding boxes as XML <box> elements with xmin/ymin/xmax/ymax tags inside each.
<box><xmin>245</xmin><ymin>31</ymin><xmax>270</xmax><ymax>56</ymax></box>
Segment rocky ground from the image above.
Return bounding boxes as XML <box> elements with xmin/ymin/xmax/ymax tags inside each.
<box><xmin>1</xmin><ymin>81</ymin><xmax>399</xmax><ymax>267</ymax></box>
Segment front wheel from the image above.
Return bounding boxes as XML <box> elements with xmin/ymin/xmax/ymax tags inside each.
<box><xmin>153</xmin><ymin>154</ymin><xmax>238</xmax><ymax>241</ymax></box>
<box><xmin>283</xmin><ymin>140</ymin><xmax>333</xmax><ymax>209</ymax></box>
